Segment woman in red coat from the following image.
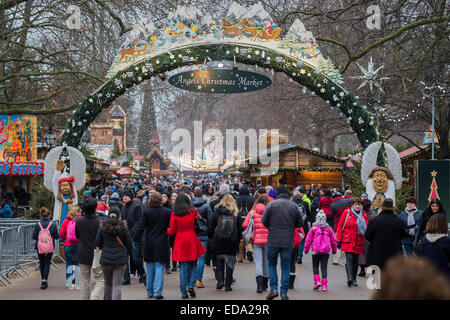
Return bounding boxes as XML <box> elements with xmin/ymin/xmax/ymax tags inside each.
<box><xmin>319</xmin><ymin>189</ymin><xmax>334</xmax><ymax>228</ymax></box>
<box><xmin>167</xmin><ymin>193</ymin><xmax>206</xmax><ymax>299</ymax></box>
<box><xmin>336</xmin><ymin>198</ymin><xmax>368</xmax><ymax>287</ymax></box>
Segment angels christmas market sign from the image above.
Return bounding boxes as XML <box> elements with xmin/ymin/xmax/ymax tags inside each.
<box><xmin>169</xmin><ymin>69</ymin><xmax>272</xmax><ymax>93</ymax></box>
<box><xmin>60</xmin><ymin>1</ymin><xmax>378</xmax><ymax>150</ymax></box>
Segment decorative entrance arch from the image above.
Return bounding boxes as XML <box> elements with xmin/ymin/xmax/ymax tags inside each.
<box><xmin>60</xmin><ymin>3</ymin><xmax>378</xmax><ymax>149</ymax></box>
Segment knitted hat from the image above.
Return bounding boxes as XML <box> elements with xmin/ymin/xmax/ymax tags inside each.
<box><xmin>111</xmin><ymin>192</ymin><xmax>120</xmax><ymax>200</ymax></box>
<box><xmin>315</xmin><ymin>210</ymin><xmax>327</xmax><ymax>225</ymax></box>
<box><xmin>122</xmin><ymin>188</ymin><xmax>134</xmax><ymax>199</ymax></box>
<box><xmin>268</xmin><ymin>188</ymin><xmax>277</xmax><ymax>200</ymax></box>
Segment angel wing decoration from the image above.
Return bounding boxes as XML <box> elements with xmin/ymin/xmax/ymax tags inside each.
<box><xmin>67</xmin><ymin>147</ymin><xmax>86</xmax><ymax>191</ymax></box>
<box><xmin>384</xmin><ymin>143</ymin><xmax>402</xmax><ymax>190</ymax></box>
<box><xmin>361</xmin><ymin>141</ymin><xmax>382</xmax><ymax>186</ymax></box>
<box><xmin>43</xmin><ymin>146</ymin><xmax>64</xmax><ymax>191</ymax></box>
<box><xmin>44</xmin><ymin>145</ymin><xmax>86</xmax><ymax>192</ymax></box>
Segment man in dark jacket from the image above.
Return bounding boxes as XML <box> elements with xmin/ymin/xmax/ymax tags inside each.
<box><xmin>192</xmin><ymin>187</ymin><xmax>214</xmax><ymax>288</ymax></box>
<box><xmin>262</xmin><ymin>185</ymin><xmax>303</xmax><ymax>300</ymax></box>
<box><xmin>121</xmin><ymin>188</ymin><xmax>145</xmax><ymax>285</ymax></box>
<box><xmin>365</xmin><ymin>198</ymin><xmax>405</xmax><ymax>270</ymax></box>
<box><xmin>75</xmin><ymin>197</ymin><xmax>102</xmax><ymax>300</ymax></box>
<box><xmin>236</xmin><ymin>185</ymin><xmax>255</xmax><ymax>262</ymax></box>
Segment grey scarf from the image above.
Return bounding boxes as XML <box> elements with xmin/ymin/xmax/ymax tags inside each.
<box><xmin>406</xmin><ymin>208</ymin><xmax>417</xmax><ymax>227</ymax></box>
<box><xmin>351</xmin><ymin>208</ymin><xmax>367</xmax><ymax>235</ymax></box>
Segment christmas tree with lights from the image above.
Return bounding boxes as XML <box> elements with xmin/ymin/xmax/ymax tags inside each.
<box><xmin>138</xmin><ymin>85</ymin><xmax>157</xmax><ymax>156</ymax></box>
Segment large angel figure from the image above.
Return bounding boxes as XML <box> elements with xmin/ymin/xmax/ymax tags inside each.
<box><xmin>361</xmin><ymin>142</ymin><xmax>402</xmax><ymax>214</ymax></box>
<box><xmin>44</xmin><ymin>145</ymin><xmax>86</xmax><ymax>226</ymax></box>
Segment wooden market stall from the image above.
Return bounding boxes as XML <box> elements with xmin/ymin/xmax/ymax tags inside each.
<box><xmin>240</xmin><ymin>144</ymin><xmax>345</xmax><ymax>190</ymax></box>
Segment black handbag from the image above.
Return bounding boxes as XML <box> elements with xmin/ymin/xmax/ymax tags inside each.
<box><xmin>195</xmin><ymin>215</ymin><xmax>208</xmax><ymax>234</ymax></box>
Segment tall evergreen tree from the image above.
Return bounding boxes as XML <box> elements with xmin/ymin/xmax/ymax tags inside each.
<box><xmin>138</xmin><ymin>82</ymin><xmax>157</xmax><ymax>156</ymax></box>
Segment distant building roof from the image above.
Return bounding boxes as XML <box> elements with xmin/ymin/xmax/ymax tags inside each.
<box><xmin>110</xmin><ymin>105</ymin><xmax>126</xmax><ymax>117</ymax></box>
<box><xmin>398</xmin><ymin>145</ymin><xmax>429</xmax><ymax>159</ymax></box>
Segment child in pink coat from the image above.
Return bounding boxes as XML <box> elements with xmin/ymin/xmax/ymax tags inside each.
<box><xmin>304</xmin><ymin>210</ymin><xmax>337</xmax><ymax>291</ymax></box>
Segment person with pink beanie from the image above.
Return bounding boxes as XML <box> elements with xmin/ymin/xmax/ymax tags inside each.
<box><xmin>304</xmin><ymin>210</ymin><xmax>337</xmax><ymax>291</ymax></box>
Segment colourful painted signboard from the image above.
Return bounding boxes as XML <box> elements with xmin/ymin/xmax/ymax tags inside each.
<box><xmin>0</xmin><ymin>162</ymin><xmax>44</xmax><ymax>175</ymax></box>
<box><xmin>0</xmin><ymin>115</ymin><xmax>37</xmax><ymax>163</ymax></box>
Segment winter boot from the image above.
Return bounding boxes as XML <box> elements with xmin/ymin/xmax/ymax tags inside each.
<box><xmin>224</xmin><ymin>267</ymin><xmax>233</xmax><ymax>291</ymax></box>
<box><xmin>358</xmin><ymin>265</ymin><xmax>366</xmax><ymax>277</ymax></box>
<box><xmin>352</xmin><ymin>259</ymin><xmax>359</xmax><ymax>287</ymax></box>
<box><xmin>289</xmin><ymin>274</ymin><xmax>296</xmax><ymax>289</ymax></box>
<box><xmin>266</xmin><ymin>290</ymin><xmax>279</xmax><ymax>300</ymax></box>
<box><xmin>256</xmin><ymin>276</ymin><xmax>264</xmax><ymax>293</ymax></box>
<box><xmin>312</xmin><ymin>274</ymin><xmax>321</xmax><ymax>290</ymax></box>
<box><xmin>345</xmin><ymin>262</ymin><xmax>353</xmax><ymax>287</ymax></box>
<box><xmin>216</xmin><ymin>270</ymin><xmax>224</xmax><ymax>290</ymax></box>
<box><xmin>247</xmin><ymin>251</ymin><xmax>254</xmax><ymax>262</ymax></box>
<box><xmin>262</xmin><ymin>277</ymin><xmax>269</xmax><ymax>291</ymax></box>
<box><xmin>321</xmin><ymin>278</ymin><xmax>328</xmax><ymax>292</ymax></box>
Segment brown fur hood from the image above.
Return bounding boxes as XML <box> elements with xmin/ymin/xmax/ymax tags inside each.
<box><xmin>100</xmin><ymin>219</ymin><xmax>128</xmax><ymax>234</ymax></box>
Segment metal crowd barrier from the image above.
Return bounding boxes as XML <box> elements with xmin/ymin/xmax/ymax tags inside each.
<box><xmin>0</xmin><ymin>219</ymin><xmax>64</xmax><ymax>286</ymax></box>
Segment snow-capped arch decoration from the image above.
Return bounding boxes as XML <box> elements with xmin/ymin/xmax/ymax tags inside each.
<box><xmin>60</xmin><ymin>2</ymin><xmax>377</xmax><ymax>149</ymax></box>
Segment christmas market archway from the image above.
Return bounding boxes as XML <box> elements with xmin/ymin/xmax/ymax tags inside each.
<box><xmin>60</xmin><ymin>3</ymin><xmax>378</xmax><ymax>149</ymax></box>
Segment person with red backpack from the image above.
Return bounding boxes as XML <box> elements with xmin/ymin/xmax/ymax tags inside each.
<box><xmin>60</xmin><ymin>205</ymin><xmax>82</xmax><ymax>289</ymax></box>
<box><xmin>32</xmin><ymin>207</ymin><xmax>59</xmax><ymax>289</ymax></box>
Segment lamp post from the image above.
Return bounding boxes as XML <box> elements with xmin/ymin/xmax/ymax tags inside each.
<box><xmin>422</xmin><ymin>76</ymin><xmax>445</xmax><ymax>160</ymax></box>
<box><xmin>44</xmin><ymin>125</ymin><xmax>57</xmax><ymax>149</ymax></box>
<box><xmin>368</xmin><ymin>98</ymin><xmax>385</xmax><ymax>138</ymax></box>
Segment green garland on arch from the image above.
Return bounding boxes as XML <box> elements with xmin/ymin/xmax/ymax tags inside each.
<box><xmin>60</xmin><ymin>43</ymin><xmax>378</xmax><ymax>149</ymax></box>
<box><xmin>238</xmin><ymin>167</ymin><xmax>343</xmax><ymax>173</ymax></box>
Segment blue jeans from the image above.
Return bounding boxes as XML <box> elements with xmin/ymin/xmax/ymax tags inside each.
<box><xmin>297</xmin><ymin>241</ymin><xmax>305</xmax><ymax>259</ymax></box>
<box><xmin>402</xmin><ymin>237</ymin><xmax>415</xmax><ymax>256</ymax></box>
<box><xmin>179</xmin><ymin>260</ymin><xmax>197</xmax><ymax>297</ymax></box>
<box><xmin>197</xmin><ymin>236</ymin><xmax>208</xmax><ymax>282</ymax></box>
<box><xmin>267</xmin><ymin>246</ymin><xmax>293</xmax><ymax>295</ymax></box>
<box><xmin>145</xmin><ymin>262</ymin><xmax>165</xmax><ymax>296</ymax></box>
<box><xmin>64</xmin><ymin>245</ymin><xmax>78</xmax><ymax>283</ymax></box>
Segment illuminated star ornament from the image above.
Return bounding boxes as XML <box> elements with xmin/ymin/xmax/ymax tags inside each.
<box><xmin>351</xmin><ymin>56</ymin><xmax>390</xmax><ymax>93</ymax></box>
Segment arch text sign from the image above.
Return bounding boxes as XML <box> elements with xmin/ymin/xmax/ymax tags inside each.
<box><xmin>169</xmin><ymin>69</ymin><xmax>272</xmax><ymax>93</ymax></box>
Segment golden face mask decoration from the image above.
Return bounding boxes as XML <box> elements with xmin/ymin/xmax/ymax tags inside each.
<box><xmin>372</xmin><ymin>170</ymin><xmax>388</xmax><ymax>193</ymax></box>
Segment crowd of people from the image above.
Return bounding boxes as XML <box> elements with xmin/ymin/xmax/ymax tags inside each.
<box><xmin>0</xmin><ymin>184</ymin><xmax>30</xmax><ymax>218</ymax></box>
<box><xmin>32</xmin><ymin>176</ymin><xmax>450</xmax><ymax>300</ymax></box>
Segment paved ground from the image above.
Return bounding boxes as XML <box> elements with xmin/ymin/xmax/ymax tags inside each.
<box><xmin>0</xmin><ymin>252</ymin><xmax>374</xmax><ymax>300</ymax></box>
